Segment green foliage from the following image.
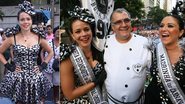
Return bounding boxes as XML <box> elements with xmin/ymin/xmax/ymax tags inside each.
<box><xmin>147</xmin><ymin>6</ymin><xmax>168</xmax><ymax>25</ymax></box>
<box><xmin>60</xmin><ymin>0</ymin><xmax>145</xmax><ymax>28</ymax></box>
<box><xmin>60</xmin><ymin>0</ymin><xmax>81</xmax><ymax>27</ymax></box>
<box><xmin>114</xmin><ymin>0</ymin><xmax>145</xmax><ymax>18</ymax></box>
<box><xmin>114</xmin><ymin>0</ymin><xmax>145</xmax><ymax>27</ymax></box>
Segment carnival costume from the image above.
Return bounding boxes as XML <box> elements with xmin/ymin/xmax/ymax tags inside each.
<box><xmin>145</xmin><ymin>42</ymin><xmax>185</xmax><ymax>104</ymax></box>
<box><xmin>60</xmin><ymin>6</ymin><xmax>107</xmax><ymax>104</ymax></box>
<box><xmin>145</xmin><ymin>1</ymin><xmax>185</xmax><ymax>104</ymax></box>
<box><xmin>61</xmin><ymin>43</ymin><xmax>106</xmax><ymax>104</ymax></box>
<box><xmin>0</xmin><ymin>1</ymin><xmax>52</xmax><ymax>103</ymax></box>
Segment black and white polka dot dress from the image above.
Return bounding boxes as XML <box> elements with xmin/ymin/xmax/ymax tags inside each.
<box><xmin>0</xmin><ymin>44</ymin><xmax>52</xmax><ymax>104</ymax></box>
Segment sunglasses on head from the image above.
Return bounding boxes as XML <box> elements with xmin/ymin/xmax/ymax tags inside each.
<box><xmin>111</xmin><ymin>18</ymin><xmax>131</xmax><ymax>25</ymax></box>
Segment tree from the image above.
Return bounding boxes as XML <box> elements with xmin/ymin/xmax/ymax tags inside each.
<box><xmin>147</xmin><ymin>6</ymin><xmax>168</xmax><ymax>25</ymax></box>
<box><xmin>114</xmin><ymin>0</ymin><xmax>145</xmax><ymax>19</ymax></box>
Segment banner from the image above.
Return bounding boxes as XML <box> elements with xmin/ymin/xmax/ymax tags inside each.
<box><xmin>80</xmin><ymin>0</ymin><xmax>114</xmax><ymax>51</ymax></box>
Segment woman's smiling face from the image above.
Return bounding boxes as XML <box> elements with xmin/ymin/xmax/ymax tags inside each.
<box><xmin>18</xmin><ymin>12</ymin><xmax>32</xmax><ymax>31</ymax></box>
<box><xmin>159</xmin><ymin>16</ymin><xmax>184</xmax><ymax>46</ymax></box>
<box><xmin>71</xmin><ymin>20</ymin><xmax>93</xmax><ymax>49</ymax></box>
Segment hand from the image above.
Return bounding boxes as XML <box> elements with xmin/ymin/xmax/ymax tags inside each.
<box><xmin>93</xmin><ymin>63</ymin><xmax>103</xmax><ymax>77</ymax></box>
<box><xmin>93</xmin><ymin>69</ymin><xmax>107</xmax><ymax>86</ymax></box>
<box><xmin>15</xmin><ymin>66</ymin><xmax>22</xmax><ymax>73</ymax></box>
<box><xmin>4</xmin><ymin>63</ymin><xmax>16</xmax><ymax>72</ymax></box>
<box><xmin>39</xmin><ymin>62</ymin><xmax>48</xmax><ymax>71</ymax></box>
<box><xmin>33</xmin><ymin>66</ymin><xmax>41</xmax><ymax>73</ymax></box>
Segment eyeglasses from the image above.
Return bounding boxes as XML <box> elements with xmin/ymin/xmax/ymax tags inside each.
<box><xmin>111</xmin><ymin>18</ymin><xmax>131</xmax><ymax>26</ymax></box>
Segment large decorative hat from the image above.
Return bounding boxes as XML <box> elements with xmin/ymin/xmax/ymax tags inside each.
<box><xmin>18</xmin><ymin>0</ymin><xmax>36</xmax><ymax>15</ymax></box>
<box><xmin>68</xmin><ymin>6</ymin><xmax>95</xmax><ymax>24</ymax></box>
<box><xmin>4</xmin><ymin>1</ymin><xmax>45</xmax><ymax>38</ymax></box>
<box><xmin>171</xmin><ymin>1</ymin><xmax>185</xmax><ymax>16</ymax></box>
<box><xmin>4</xmin><ymin>1</ymin><xmax>46</xmax><ymax>38</ymax></box>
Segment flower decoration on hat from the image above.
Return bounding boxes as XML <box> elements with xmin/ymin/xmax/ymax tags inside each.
<box><xmin>171</xmin><ymin>1</ymin><xmax>185</xmax><ymax>15</ymax></box>
<box><xmin>68</xmin><ymin>6</ymin><xmax>95</xmax><ymax>24</ymax></box>
<box><xmin>19</xmin><ymin>0</ymin><xmax>36</xmax><ymax>15</ymax></box>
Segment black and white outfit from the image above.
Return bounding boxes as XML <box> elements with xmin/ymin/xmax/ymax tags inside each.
<box><xmin>60</xmin><ymin>44</ymin><xmax>105</xmax><ymax>104</ymax></box>
<box><xmin>145</xmin><ymin>43</ymin><xmax>185</xmax><ymax>104</ymax></box>
<box><xmin>61</xmin><ymin>6</ymin><xmax>107</xmax><ymax>104</ymax></box>
<box><xmin>61</xmin><ymin>63</ymin><xmax>91</xmax><ymax>104</ymax></box>
<box><xmin>0</xmin><ymin>34</ymin><xmax>52</xmax><ymax>103</ymax></box>
<box><xmin>104</xmin><ymin>33</ymin><xmax>151</xmax><ymax>104</ymax></box>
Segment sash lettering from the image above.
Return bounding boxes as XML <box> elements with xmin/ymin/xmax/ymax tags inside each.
<box><xmin>160</xmin><ymin>54</ymin><xmax>171</xmax><ymax>82</ymax></box>
<box><xmin>157</xmin><ymin>42</ymin><xmax>185</xmax><ymax>104</ymax></box>
<box><xmin>70</xmin><ymin>46</ymin><xmax>107</xmax><ymax>104</ymax></box>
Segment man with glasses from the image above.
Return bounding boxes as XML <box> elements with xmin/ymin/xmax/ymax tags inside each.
<box><xmin>103</xmin><ymin>8</ymin><xmax>151</xmax><ymax>104</ymax></box>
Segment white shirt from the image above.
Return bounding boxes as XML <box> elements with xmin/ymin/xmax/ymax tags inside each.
<box><xmin>104</xmin><ymin>33</ymin><xmax>151</xmax><ymax>103</ymax></box>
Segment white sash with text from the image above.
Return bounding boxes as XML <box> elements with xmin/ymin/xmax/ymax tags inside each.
<box><xmin>157</xmin><ymin>42</ymin><xmax>185</xmax><ymax>104</ymax></box>
<box><xmin>70</xmin><ymin>46</ymin><xmax>107</xmax><ymax>104</ymax></box>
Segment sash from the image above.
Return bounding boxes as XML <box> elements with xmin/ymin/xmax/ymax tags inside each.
<box><xmin>70</xmin><ymin>46</ymin><xmax>107</xmax><ymax>104</ymax></box>
<box><xmin>156</xmin><ymin>42</ymin><xmax>185</xmax><ymax>104</ymax></box>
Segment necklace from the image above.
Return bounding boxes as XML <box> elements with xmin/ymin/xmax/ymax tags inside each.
<box><xmin>21</xmin><ymin>33</ymin><xmax>28</xmax><ymax>42</ymax></box>
<box><xmin>23</xmin><ymin>37</ymin><xmax>27</xmax><ymax>42</ymax></box>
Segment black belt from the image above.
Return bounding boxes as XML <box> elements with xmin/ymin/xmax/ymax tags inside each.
<box><xmin>107</xmin><ymin>91</ymin><xmax>144</xmax><ymax>104</ymax></box>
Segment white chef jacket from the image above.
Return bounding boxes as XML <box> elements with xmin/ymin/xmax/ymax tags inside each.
<box><xmin>104</xmin><ymin>33</ymin><xmax>151</xmax><ymax>103</ymax></box>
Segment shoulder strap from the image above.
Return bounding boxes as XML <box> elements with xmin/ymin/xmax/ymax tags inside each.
<box><xmin>38</xmin><ymin>35</ymin><xmax>41</xmax><ymax>44</ymax></box>
<box><xmin>52</xmin><ymin>39</ymin><xmax>56</xmax><ymax>57</ymax></box>
<box><xmin>13</xmin><ymin>34</ymin><xmax>16</xmax><ymax>45</ymax></box>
